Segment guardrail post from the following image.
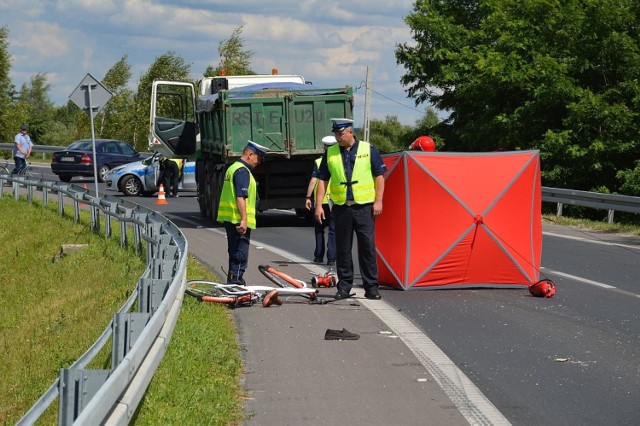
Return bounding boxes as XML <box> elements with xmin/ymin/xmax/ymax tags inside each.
<box><xmin>58</xmin><ymin>368</ymin><xmax>110</xmax><ymax>425</ymax></box>
<box><xmin>42</xmin><ymin>186</ymin><xmax>48</xmax><ymax>208</ymax></box>
<box><xmin>101</xmin><ymin>199</ymin><xmax>119</xmax><ymax>239</ymax></box>
<box><xmin>607</xmin><ymin>209</ymin><xmax>615</xmax><ymax>224</ymax></box>
<box><xmin>138</xmin><ymin>278</ymin><xmax>171</xmax><ymax>314</ymax></box>
<box><xmin>556</xmin><ymin>202</ymin><xmax>563</xmax><ymax>217</ymax></box>
<box><xmin>112</xmin><ymin>312</ymin><xmax>151</xmax><ymax>368</ymax></box>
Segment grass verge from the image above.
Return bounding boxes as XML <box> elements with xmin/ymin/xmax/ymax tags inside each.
<box><xmin>0</xmin><ymin>195</ymin><xmax>244</xmax><ymax>425</ymax></box>
<box><xmin>132</xmin><ymin>256</ymin><xmax>245</xmax><ymax>425</ymax></box>
<box><xmin>0</xmin><ymin>196</ymin><xmax>146</xmax><ymax>424</ymax></box>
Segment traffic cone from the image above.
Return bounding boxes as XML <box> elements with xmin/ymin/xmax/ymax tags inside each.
<box><xmin>156</xmin><ymin>184</ymin><xmax>168</xmax><ymax>205</ymax></box>
<box><xmin>80</xmin><ymin>183</ymin><xmax>87</xmax><ymax>206</ymax></box>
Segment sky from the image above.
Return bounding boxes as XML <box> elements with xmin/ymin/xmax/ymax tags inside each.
<box><xmin>1</xmin><ymin>0</ymin><xmax>428</xmax><ymax>127</ymax></box>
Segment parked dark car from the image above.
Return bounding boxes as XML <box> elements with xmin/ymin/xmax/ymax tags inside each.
<box><xmin>51</xmin><ymin>139</ymin><xmax>148</xmax><ymax>183</ymax></box>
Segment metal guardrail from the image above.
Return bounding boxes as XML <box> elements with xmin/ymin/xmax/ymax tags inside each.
<box><xmin>0</xmin><ymin>172</ymin><xmax>188</xmax><ymax>425</ymax></box>
<box><xmin>0</xmin><ymin>142</ymin><xmax>62</xmax><ymax>154</ymax></box>
<box><xmin>541</xmin><ymin>186</ymin><xmax>640</xmax><ymax>223</ymax></box>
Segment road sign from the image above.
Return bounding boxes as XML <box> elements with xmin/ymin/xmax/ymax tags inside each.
<box><xmin>69</xmin><ymin>73</ymin><xmax>113</xmax><ymax>115</ymax></box>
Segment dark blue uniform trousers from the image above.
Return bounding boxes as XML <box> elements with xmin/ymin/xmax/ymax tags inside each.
<box><xmin>332</xmin><ymin>203</ymin><xmax>379</xmax><ymax>293</ymax></box>
<box><xmin>224</xmin><ymin>222</ymin><xmax>251</xmax><ymax>285</ymax></box>
<box><xmin>314</xmin><ymin>203</ymin><xmax>336</xmax><ymax>262</ymax></box>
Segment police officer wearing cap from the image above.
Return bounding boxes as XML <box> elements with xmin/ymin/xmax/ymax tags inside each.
<box><xmin>217</xmin><ymin>140</ymin><xmax>269</xmax><ymax>285</ymax></box>
<box><xmin>305</xmin><ymin>135</ymin><xmax>337</xmax><ymax>266</ymax></box>
<box><xmin>314</xmin><ymin>118</ymin><xmax>387</xmax><ymax>300</ymax></box>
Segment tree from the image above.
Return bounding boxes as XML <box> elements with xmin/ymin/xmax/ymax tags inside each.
<box><xmin>131</xmin><ymin>51</ymin><xmax>191</xmax><ymax>151</ymax></box>
<box><xmin>204</xmin><ymin>25</ymin><xmax>255</xmax><ymax>76</ymax></box>
<box><xmin>396</xmin><ymin>0</ymin><xmax>640</xmax><ymax>194</ymax></box>
<box><xmin>0</xmin><ymin>25</ymin><xmax>15</xmax><ymax>144</ymax></box>
<box><xmin>367</xmin><ymin>115</ymin><xmax>413</xmax><ymax>153</ymax></box>
<box><xmin>98</xmin><ymin>56</ymin><xmax>135</xmax><ymax>142</ymax></box>
<box><xmin>15</xmin><ymin>73</ymin><xmax>55</xmax><ymax>143</ymax></box>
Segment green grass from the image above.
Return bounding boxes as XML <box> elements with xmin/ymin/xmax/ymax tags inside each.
<box><xmin>133</xmin><ymin>257</ymin><xmax>245</xmax><ymax>425</ymax></box>
<box><xmin>0</xmin><ymin>195</ymin><xmax>245</xmax><ymax>425</ymax></box>
<box><xmin>543</xmin><ymin>213</ymin><xmax>640</xmax><ymax>236</ymax></box>
<box><xmin>0</xmin><ymin>196</ymin><xmax>146</xmax><ymax>424</ymax></box>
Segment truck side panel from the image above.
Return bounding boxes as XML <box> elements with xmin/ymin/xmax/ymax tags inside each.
<box><xmin>289</xmin><ymin>90</ymin><xmax>354</xmax><ymax>153</ymax></box>
<box><xmin>223</xmin><ymin>97</ymin><xmax>287</xmax><ymax>156</ymax></box>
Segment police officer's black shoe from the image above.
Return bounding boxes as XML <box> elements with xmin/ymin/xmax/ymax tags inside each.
<box><xmin>334</xmin><ymin>290</ymin><xmax>352</xmax><ymax>300</ymax></box>
<box><xmin>364</xmin><ymin>290</ymin><xmax>382</xmax><ymax>300</ymax></box>
<box><xmin>313</xmin><ymin>257</ymin><xmax>323</xmax><ymax>264</ymax></box>
<box><xmin>327</xmin><ymin>259</ymin><xmax>335</xmax><ymax>266</ymax></box>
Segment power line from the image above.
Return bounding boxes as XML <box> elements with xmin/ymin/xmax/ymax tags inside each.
<box><xmin>353</xmin><ymin>82</ymin><xmax>426</xmax><ymax>115</ymax></box>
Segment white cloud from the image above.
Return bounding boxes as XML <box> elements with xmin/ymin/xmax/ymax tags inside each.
<box><xmin>2</xmin><ymin>0</ymin><xmax>427</xmax><ymax>125</ymax></box>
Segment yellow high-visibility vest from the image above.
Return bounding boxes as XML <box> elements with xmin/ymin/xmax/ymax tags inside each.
<box><xmin>327</xmin><ymin>141</ymin><xmax>375</xmax><ymax>205</ymax></box>
<box><xmin>217</xmin><ymin>162</ymin><xmax>257</xmax><ymax>229</ymax></box>
<box><xmin>314</xmin><ymin>157</ymin><xmax>331</xmax><ymax>204</ymax></box>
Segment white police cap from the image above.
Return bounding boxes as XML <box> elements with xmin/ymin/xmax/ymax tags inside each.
<box><xmin>330</xmin><ymin>118</ymin><xmax>354</xmax><ymax>132</ymax></box>
<box><xmin>322</xmin><ymin>135</ymin><xmax>337</xmax><ymax>146</ymax></box>
<box><xmin>246</xmin><ymin>140</ymin><xmax>270</xmax><ymax>157</ymax></box>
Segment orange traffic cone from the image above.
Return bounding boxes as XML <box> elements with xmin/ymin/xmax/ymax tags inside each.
<box><xmin>80</xmin><ymin>183</ymin><xmax>87</xmax><ymax>206</ymax></box>
<box><xmin>156</xmin><ymin>184</ymin><xmax>168</xmax><ymax>205</ymax></box>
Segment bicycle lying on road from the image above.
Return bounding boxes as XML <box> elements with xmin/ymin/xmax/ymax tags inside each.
<box><xmin>185</xmin><ymin>280</ymin><xmax>319</xmax><ymax>308</ymax></box>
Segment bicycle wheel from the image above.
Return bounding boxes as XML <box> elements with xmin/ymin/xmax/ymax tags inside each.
<box><xmin>185</xmin><ymin>280</ymin><xmax>255</xmax><ymax>307</ymax></box>
<box><xmin>257</xmin><ymin>265</ymin><xmax>318</xmax><ymax>301</ymax></box>
<box><xmin>0</xmin><ymin>165</ymin><xmax>9</xmax><ymax>174</ymax></box>
<box><xmin>258</xmin><ymin>265</ymin><xmax>305</xmax><ymax>289</ymax></box>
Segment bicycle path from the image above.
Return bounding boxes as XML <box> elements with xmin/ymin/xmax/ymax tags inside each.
<box><xmin>181</xmin><ymin>224</ymin><xmax>473</xmax><ymax>425</ymax></box>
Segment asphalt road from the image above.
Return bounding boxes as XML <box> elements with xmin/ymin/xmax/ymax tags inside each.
<box><xmin>41</xmin><ymin>165</ymin><xmax>640</xmax><ymax>425</ymax></box>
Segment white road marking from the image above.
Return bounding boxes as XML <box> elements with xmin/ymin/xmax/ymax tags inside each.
<box><xmin>543</xmin><ymin>231</ymin><xmax>640</xmax><ymax>250</ymax></box>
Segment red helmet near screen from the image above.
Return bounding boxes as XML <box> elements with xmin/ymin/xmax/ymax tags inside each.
<box><xmin>410</xmin><ymin>136</ymin><xmax>436</xmax><ymax>152</ymax></box>
<box><xmin>529</xmin><ymin>279</ymin><xmax>556</xmax><ymax>298</ymax></box>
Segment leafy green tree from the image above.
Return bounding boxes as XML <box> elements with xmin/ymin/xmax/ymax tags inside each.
<box><xmin>132</xmin><ymin>51</ymin><xmax>191</xmax><ymax>151</ymax></box>
<box><xmin>204</xmin><ymin>25</ymin><xmax>255</xmax><ymax>76</ymax></box>
<box><xmin>0</xmin><ymin>25</ymin><xmax>13</xmax><ymax>143</ymax></box>
<box><xmin>396</xmin><ymin>0</ymin><xmax>640</xmax><ymax>194</ymax></box>
<box><xmin>367</xmin><ymin>115</ymin><xmax>415</xmax><ymax>152</ymax></box>
<box><xmin>98</xmin><ymin>55</ymin><xmax>135</xmax><ymax>142</ymax></box>
<box><xmin>14</xmin><ymin>73</ymin><xmax>55</xmax><ymax>143</ymax></box>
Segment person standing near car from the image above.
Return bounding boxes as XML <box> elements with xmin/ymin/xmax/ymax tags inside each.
<box><xmin>314</xmin><ymin>118</ymin><xmax>387</xmax><ymax>300</ymax></box>
<box><xmin>305</xmin><ymin>135</ymin><xmax>337</xmax><ymax>266</ymax></box>
<box><xmin>12</xmin><ymin>124</ymin><xmax>32</xmax><ymax>175</ymax></box>
<box><xmin>160</xmin><ymin>157</ymin><xmax>183</xmax><ymax>197</ymax></box>
<box><xmin>217</xmin><ymin>140</ymin><xmax>269</xmax><ymax>285</ymax></box>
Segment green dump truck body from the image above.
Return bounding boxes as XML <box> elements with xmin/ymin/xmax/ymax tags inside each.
<box><xmin>200</xmin><ymin>84</ymin><xmax>353</xmax><ymax>218</ymax></box>
<box><xmin>150</xmin><ymin>79</ymin><xmax>354</xmax><ymax>220</ymax></box>
<box><xmin>197</xmin><ymin>84</ymin><xmax>353</xmax><ymax>159</ymax></box>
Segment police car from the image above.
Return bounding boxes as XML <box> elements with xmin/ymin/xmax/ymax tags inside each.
<box><xmin>105</xmin><ymin>152</ymin><xmax>196</xmax><ymax>196</ymax></box>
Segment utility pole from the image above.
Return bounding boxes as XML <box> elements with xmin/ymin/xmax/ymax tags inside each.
<box><xmin>363</xmin><ymin>66</ymin><xmax>371</xmax><ymax>141</ymax></box>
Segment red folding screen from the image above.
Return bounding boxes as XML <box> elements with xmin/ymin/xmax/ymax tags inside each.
<box><xmin>376</xmin><ymin>150</ymin><xmax>542</xmax><ymax>290</ymax></box>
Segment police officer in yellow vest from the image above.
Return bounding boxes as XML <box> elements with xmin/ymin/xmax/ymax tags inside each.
<box><xmin>305</xmin><ymin>135</ymin><xmax>337</xmax><ymax>266</ymax></box>
<box><xmin>314</xmin><ymin>119</ymin><xmax>387</xmax><ymax>300</ymax></box>
<box><xmin>160</xmin><ymin>157</ymin><xmax>184</xmax><ymax>197</ymax></box>
<box><xmin>217</xmin><ymin>140</ymin><xmax>269</xmax><ymax>285</ymax></box>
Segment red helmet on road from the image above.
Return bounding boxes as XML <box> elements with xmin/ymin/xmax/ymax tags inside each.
<box><xmin>529</xmin><ymin>279</ymin><xmax>556</xmax><ymax>298</ymax></box>
<box><xmin>410</xmin><ymin>136</ymin><xmax>436</xmax><ymax>152</ymax></box>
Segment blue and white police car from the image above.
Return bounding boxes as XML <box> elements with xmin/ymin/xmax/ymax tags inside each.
<box><xmin>105</xmin><ymin>152</ymin><xmax>196</xmax><ymax>196</ymax></box>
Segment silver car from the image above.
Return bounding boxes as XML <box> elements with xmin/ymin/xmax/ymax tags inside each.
<box><xmin>105</xmin><ymin>153</ymin><xmax>196</xmax><ymax>196</ymax></box>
